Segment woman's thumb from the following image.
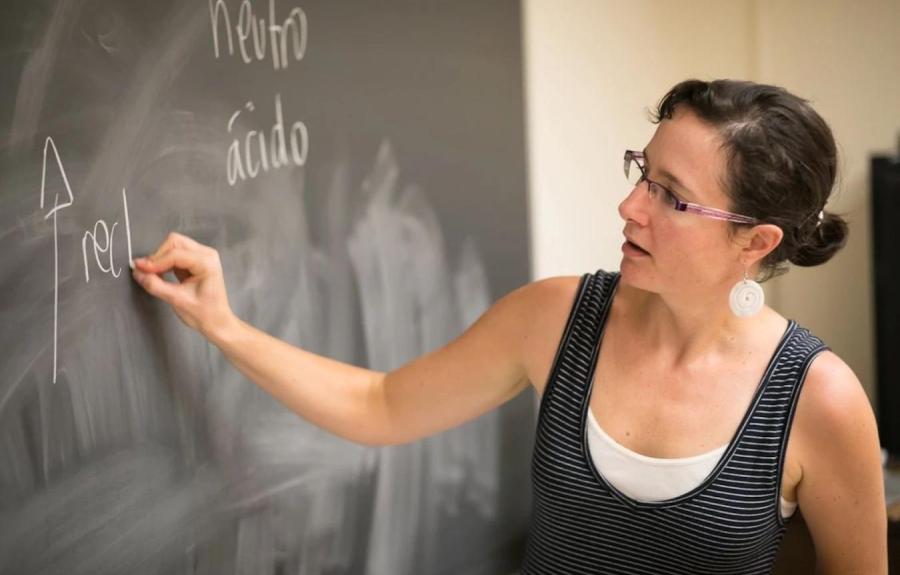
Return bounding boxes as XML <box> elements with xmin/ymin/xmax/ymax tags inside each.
<box><xmin>133</xmin><ymin>267</ymin><xmax>180</xmax><ymax>305</ymax></box>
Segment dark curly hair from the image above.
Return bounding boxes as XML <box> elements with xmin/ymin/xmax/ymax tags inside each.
<box><xmin>652</xmin><ymin>79</ymin><xmax>848</xmax><ymax>281</ymax></box>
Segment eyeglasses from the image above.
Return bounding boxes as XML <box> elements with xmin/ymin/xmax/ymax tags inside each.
<box><xmin>623</xmin><ymin>150</ymin><xmax>759</xmax><ymax>225</ymax></box>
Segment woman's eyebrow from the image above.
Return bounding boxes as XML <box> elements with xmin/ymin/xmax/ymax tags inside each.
<box><xmin>642</xmin><ymin>149</ymin><xmax>696</xmax><ymax>200</ymax></box>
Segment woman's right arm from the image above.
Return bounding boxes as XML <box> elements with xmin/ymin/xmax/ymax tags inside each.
<box><xmin>132</xmin><ymin>232</ymin><xmax>550</xmax><ymax>447</ymax></box>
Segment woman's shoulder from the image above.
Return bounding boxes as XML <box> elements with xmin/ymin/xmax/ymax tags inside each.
<box><xmin>791</xmin><ymin>348</ymin><xmax>878</xmax><ymax>471</ymax></box>
<box><xmin>798</xmin><ymin>350</ymin><xmax>872</xmax><ymax>425</ymax></box>
<box><xmin>496</xmin><ymin>275</ymin><xmax>584</xmax><ymax>338</ymax></box>
<box><xmin>516</xmin><ymin>274</ymin><xmax>583</xmax><ymax>308</ymax></box>
<box><xmin>759</xmin><ymin>314</ymin><xmax>869</xmax><ymax>437</ymax></box>
<box><xmin>524</xmin><ymin>268</ymin><xmax>619</xmax><ymax>293</ymax></box>
<box><xmin>789</xmin><ymin>348</ymin><xmax>884</xmax><ymax>558</ymax></box>
<box><xmin>517</xmin><ymin>268</ymin><xmax>619</xmax><ymax>308</ymax></box>
<box><xmin>511</xmin><ymin>274</ymin><xmax>595</xmax><ymax>394</ymax></box>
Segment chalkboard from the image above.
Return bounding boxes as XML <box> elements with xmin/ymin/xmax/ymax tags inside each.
<box><xmin>0</xmin><ymin>1</ymin><xmax>533</xmax><ymax>574</ymax></box>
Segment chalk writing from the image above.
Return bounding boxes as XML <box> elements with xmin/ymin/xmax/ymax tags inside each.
<box><xmin>123</xmin><ymin>188</ymin><xmax>134</xmax><ymax>268</ymax></box>
<box><xmin>226</xmin><ymin>93</ymin><xmax>308</xmax><ymax>186</ymax></box>
<box><xmin>40</xmin><ymin>137</ymin><xmax>74</xmax><ymax>217</ymax></box>
<box><xmin>81</xmin><ymin>189</ymin><xmax>134</xmax><ymax>283</ymax></box>
<box><xmin>209</xmin><ymin>0</ymin><xmax>307</xmax><ymax>71</ymax></box>
<box><xmin>38</xmin><ymin>138</ymin><xmax>137</xmax><ymax>382</ymax></box>
<box><xmin>39</xmin><ymin>137</ymin><xmax>75</xmax><ymax>384</ymax></box>
<box><xmin>82</xmin><ymin>222</ymin><xmax>120</xmax><ymax>281</ymax></box>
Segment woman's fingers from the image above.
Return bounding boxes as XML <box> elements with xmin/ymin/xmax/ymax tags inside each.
<box><xmin>138</xmin><ymin>247</ymin><xmax>210</xmax><ymax>278</ymax></box>
<box><xmin>152</xmin><ymin>233</ymin><xmax>218</xmax><ymax>273</ymax></box>
<box><xmin>132</xmin><ymin>266</ymin><xmax>181</xmax><ymax>304</ymax></box>
<box><xmin>148</xmin><ymin>233</ymin><xmax>177</xmax><ymax>261</ymax></box>
<box><xmin>174</xmin><ymin>268</ymin><xmax>192</xmax><ymax>283</ymax></box>
<box><xmin>132</xmin><ymin>232</ymin><xmax>234</xmax><ymax>335</ymax></box>
<box><xmin>147</xmin><ymin>231</ymin><xmax>203</xmax><ymax>262</ymax></box>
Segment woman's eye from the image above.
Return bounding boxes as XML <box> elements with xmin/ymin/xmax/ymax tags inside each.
<box><xmin>650</xmin><ymin>182</ymin><xmax>676</xmax><ymax>204</ymax></box>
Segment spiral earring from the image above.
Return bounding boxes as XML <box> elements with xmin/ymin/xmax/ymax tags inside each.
<box><xmin>729</xmin><ymin>270</ymin><xmax>764</xmax><ymax>317</ymax></box>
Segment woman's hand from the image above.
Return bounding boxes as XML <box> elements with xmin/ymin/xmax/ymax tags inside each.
<box><xmin>132</xmin><ymin>232</ymin><xmax>236</xmax><ymax>339</ymax></box>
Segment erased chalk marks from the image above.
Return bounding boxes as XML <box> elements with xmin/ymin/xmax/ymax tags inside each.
<box><xmin>347</xmin><ymin>141</ymin><xmax>499</xmax><ymax>575</ymax></box>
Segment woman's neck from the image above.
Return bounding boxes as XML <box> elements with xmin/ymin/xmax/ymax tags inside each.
<box><xmin>617</xmin><ymin>281</ymin><xmax>777</xmax><ymax>368</ymax></box>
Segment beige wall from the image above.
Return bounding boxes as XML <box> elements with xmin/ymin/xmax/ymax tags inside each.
<box><xmin>523</xmin><ymin>0</ymin><xmax>900</xmax><ymax>399</ymax></box>
<box><xmin>756</xmin><ymin>0</ymin><xmax>900</xmax><ymax>398</ymax></box>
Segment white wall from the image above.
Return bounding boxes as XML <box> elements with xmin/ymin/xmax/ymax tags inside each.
<box><xmin>523</xmin><ymin>0</ymin><xmax>756</xmax><ymax>278</ymax></box>
<box><xmin>523</xmin><ymin>0</ymin><xmax>900</xmax><ymax>398</ymax></box>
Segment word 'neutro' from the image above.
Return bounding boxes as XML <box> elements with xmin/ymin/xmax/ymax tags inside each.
<box><xmin>209</xmin><ymin>0</ymin><xmax>307</xmax><ymax>71</ymax></box>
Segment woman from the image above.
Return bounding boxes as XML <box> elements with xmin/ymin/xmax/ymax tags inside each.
<box><xmin>132</xmin><ymin>79</ymin><xmax>887</xmax><ymax>573</ymax></box>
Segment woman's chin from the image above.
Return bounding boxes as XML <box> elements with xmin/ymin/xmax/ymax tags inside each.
<box><xmin>617</xmin><ymin>260</ymin><xmax>653</xmax><ymax>291</ymax></box>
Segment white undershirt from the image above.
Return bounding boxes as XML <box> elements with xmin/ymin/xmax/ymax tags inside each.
<box><xmin>586</xmin><ymin>409</ymin><xmax>797</xmax><ymax>519</ymax></box>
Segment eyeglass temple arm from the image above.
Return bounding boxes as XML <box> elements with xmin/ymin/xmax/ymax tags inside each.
<box><xmin>677</xmin><ymin>202</ymin><xmax>759</xmax><ymax>224</ymax></box>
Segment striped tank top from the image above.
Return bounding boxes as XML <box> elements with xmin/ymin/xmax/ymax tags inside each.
<box><xmin>522</xmin><ymin>269</ymin><xmax>828</xmax><ymax>575</ymax></box>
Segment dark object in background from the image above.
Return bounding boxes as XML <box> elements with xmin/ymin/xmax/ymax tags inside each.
<box><xmin>772</xmin><ymin>512</ymin><xmax>815</xmax><ymax>574</ymax></box>
<box><xmin>872</xmin><ymin>147</ymin><xmax>900</xmax><ymax>457</ymax></box>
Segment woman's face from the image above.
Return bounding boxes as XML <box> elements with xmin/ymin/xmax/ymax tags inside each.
<box><xmin>618</xmin><ymin>107</ymin><xmax>745</xmax><ymax>297</ymax></box>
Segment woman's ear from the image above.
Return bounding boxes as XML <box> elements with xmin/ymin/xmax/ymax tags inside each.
<box><xmin>740</xmin><ymin>223</ymin><xmax>783</xmax><ymax>266</ymax></box>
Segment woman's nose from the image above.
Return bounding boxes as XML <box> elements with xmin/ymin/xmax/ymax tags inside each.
<box><xmin>618</xmin><ymin>183</ymin><xmax>651</xmax><ymax>224</ymax></box>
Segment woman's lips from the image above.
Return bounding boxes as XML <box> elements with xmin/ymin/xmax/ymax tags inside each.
<box><xmin>622</xmin><ymin>240</ymin><xmax>651</xmax><ymax>257</ymax></box>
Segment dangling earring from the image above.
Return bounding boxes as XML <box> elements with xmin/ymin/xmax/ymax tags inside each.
<box><xmin>729</xmin><ymin>269</ymin><xmax>764</xmax><ymax>317</ymax></box>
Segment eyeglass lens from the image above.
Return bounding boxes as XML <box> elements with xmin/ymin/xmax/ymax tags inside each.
<box><xmin>624</xmin><ymin>155</ymin><xmax>644</xmax><ymax>188</ymax></box>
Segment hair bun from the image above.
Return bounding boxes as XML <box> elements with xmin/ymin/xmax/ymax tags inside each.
<box><xmin>789</xmin><ymin>211</ymin><xmax>849</xmax><ymax>267</ymax></box>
